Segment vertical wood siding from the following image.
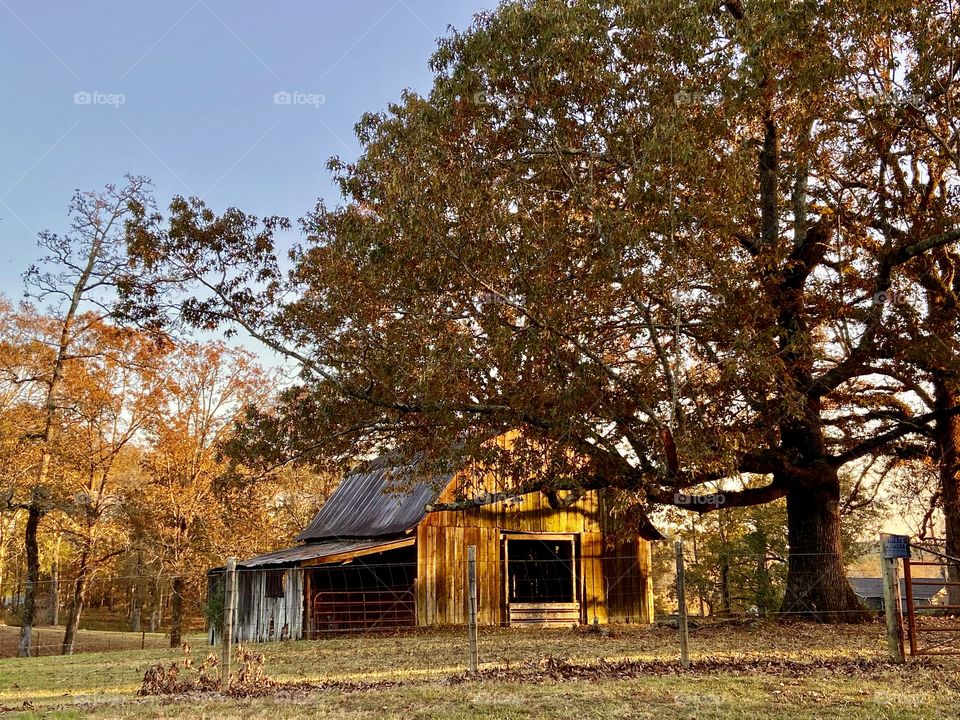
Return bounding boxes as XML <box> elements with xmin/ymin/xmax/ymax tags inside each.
<box><xmin>417</xmin><ymin>474</ymin><xmax>653</xmax><ymax>627</ymax></box>
<box><xmin>229</xmin><ymin>568</ymin><xmax>304</xmax><ymax>643</ymax></box>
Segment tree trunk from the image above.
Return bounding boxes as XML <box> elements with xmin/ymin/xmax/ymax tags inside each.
<box><xmin>718</xmin><ymin>551</ymin><xmax>732</xmax><ymax>615</ymax></box>
<box><xmin>754</xmin><ymin>529</ymin><xmax>773</xmax><ymax>614</ymax></box>
<box><xmin>17</xmin><ymin>498</ymin><xmax>42</xmax><ymax>658</ymax></box>
<box><xmin>170</xmin><ymin>575</ymin><xmax>184</xmax><ymax>648</ymax></box>
<box><xmin>131</xmin><ymin>602</ymin><xmax>141</xmax><ymax>633</ymax></box>
<box><xmin>131</xmin><ymin>553</ymin><xmax>142</xmax><ymax>632</ymax></box>
<box><xmin>781</xmin><ymin>470</ymin><xmax>867</xmax><ymax>622</ymax></box>
<box><xmin>153</xmin><ymin>584</ymin><xmax>164</xmax><ymax>632</ymax></box>
<box><xmin>0</xmin><ymin>514</ymin><xmax>10</xmax><ymax>603</ymax></box>
<box><xmin>61</xmin><ymin>564</ymin><xmax>88</xmax><ymax>655</ymax></box>
<box><xmin>50</xmin><ymin>535</ymin><xmax>61</xmax><ymax>626</ymax></box>
<box><xmin>933</xmin><ymin>380</ymin><xmax>960</xmax><ymax>606</ymax></box>
<box><xmin>690</xmin><ymin>526</ymin><xmax>706</xmax><ymax>616</ymax></box>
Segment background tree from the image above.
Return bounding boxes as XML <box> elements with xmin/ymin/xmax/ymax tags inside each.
<box><xmin>833</xmin><ymin>8</ymin><xmax>960</xmax><ymax>605</ymax></box>
<box><xmin>10</xmin><ymin>176</ymin><xmax>151</xmax><ymax>655</ymax></box>
<box><xmin>0</xmin><ymin>300</ymin><xmax>43</xmax><ymax>610</ymax></box>
<box><xmin>126</xmin><ymin>341</ymin><xmax>269</xmax><ymax>647</ymax></box>
<box><xmin>656</xmin><ymin>499</ymin><xmax>790</xmax><ymax>618</ymax></box>
<box><xmin>55</xmin><ymin>321</ymin><xmax>167</xmax><ymax>654</ymax></box>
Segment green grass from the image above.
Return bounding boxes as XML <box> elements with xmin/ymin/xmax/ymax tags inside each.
<box><xmin>0</xmin><ymin>622</ymin><xmax>957</xmax><ymax>719</ymax></box>
<box><xmin>0</xmin><ymin>625</ymin><xmax>171</xmax><ymax>659</ymax></box>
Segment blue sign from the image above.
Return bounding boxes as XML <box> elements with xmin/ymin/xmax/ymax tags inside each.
<box><xmin>882</xmin><ymin>534</ymin><xmax>911</xmax><ymax>559</ymax></box>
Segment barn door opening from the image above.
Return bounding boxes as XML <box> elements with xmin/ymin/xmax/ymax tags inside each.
<box><xmin>307</xmin><ymin>545</ymin><xmax>416</xmax><ymax>635</ymax></box>
<box><xmin>504</xmin><ymin>534</ymin><xmax>580</xmax><ymax>626</ymax></box>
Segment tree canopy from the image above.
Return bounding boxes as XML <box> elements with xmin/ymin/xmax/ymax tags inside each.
<box><xmin>121</xmin><ymin>0</ymin><xmax>960</xmax><ymax>620</ymax></box>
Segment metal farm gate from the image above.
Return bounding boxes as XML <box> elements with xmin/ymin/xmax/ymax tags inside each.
<box><xmin>902</xmin><ymin>542</ymin><xmax>960</xmax><ymax>656</ymax></box>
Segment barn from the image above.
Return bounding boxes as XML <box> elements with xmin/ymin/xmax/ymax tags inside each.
<box><xmin>209</xmin><ymin>452</ymin><xmax>658</xmax><ymax>643</ymax></box>
<box><xmin>849</xmin><ymin>577</ymin><xmax>946</xmax><ymax>612</ymax></box>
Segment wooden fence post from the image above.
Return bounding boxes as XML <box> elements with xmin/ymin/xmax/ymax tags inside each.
<box><xmin>879</xmin><ymin>535</ymin><xmax>905</xmax><ymax>663</ymax></box>
<box><xmin>221</xmin><ymin>557</ymin><xmax>237</xmax><ymax>690</ymax></box>
<box><xmin>675</xmin><ymin>540</ymin><xmax>690</xmax><ymax>669</ymax></box>
<box><xmin>467</xmin><ymin>545</ymin><xmax>478</xmax><ymax>675</ymax></box>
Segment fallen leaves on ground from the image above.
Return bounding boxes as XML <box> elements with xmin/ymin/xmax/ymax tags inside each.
<box><xmin>446</xmin><ymin>653</ymin><xmax>957</xmax><ymax>685</ymax></box>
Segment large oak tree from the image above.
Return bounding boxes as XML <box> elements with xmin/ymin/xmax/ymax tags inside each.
<box><xmin>122</xmin><ymin>0</ymin><xmax>960</xmax><ymax>620</ymax></box>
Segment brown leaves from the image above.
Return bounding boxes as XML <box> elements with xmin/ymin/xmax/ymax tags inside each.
<box><xmin>138</xmin><ymin>644</ymin><xmax>274</xmax><ymax>698</ymax></box>
<box><xmin>138</xmin><ymin>652</ymin><xmax>220</xmax><ymax>696</ymax></box>
<box><xmin>233</xmin><ymin>645</ymin><xmax>269</xmax><ymax>691</ymax></box>
<box><xmin>447</xmin><ymin>653</ymin><xmax>944</xmax><ymax>685</ymax></box>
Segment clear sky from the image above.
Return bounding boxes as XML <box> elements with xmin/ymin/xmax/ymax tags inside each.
<box><xmin>0</xmin><ymin>0</ymin><xmax>488</xmax><ymax>300</ymax></box>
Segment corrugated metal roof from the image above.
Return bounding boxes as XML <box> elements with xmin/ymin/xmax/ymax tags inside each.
<box><xmin>237</xmin><ymin>537</ymin><xmax>414</xmax><ymax>568</ymax></box>
<box><xmin>295</xmin><ymin>459</ymin><xmax>452</xmax><ymax>542</ymax></box>
<box><xmin>849</xmin><ymin>577</ymin><xmax>945</xmax><ymax>601</ymax></box>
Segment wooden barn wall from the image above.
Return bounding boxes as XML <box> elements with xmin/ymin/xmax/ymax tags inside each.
<box><xmin>231</xmin><ymin>568</ymin><xmax>304</xmax><ymax>643</ymax></box>
<box><xmin>417</xmin><ymin>484</ymin><xmax>652</xmax><ymax>627</ymax></box>
<box><xmin>602</xmin><ymin>536</ymin><xmax>655</xmax><ymax>624</ymax></box>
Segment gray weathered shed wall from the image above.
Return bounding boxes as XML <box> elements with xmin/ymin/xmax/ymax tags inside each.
<box><xmin>223</xmin><ymin>568</ymin><xmax>304</xmax><ymax>644</ymax></box>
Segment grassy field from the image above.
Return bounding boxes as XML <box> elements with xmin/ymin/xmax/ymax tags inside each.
<box><xmin>0</xmin><ymin>621</ymin><xmax>957</xmax><ymax>719</ymax></box>
<box><xmin>0</xmin><ymin>625</ymin><xmax>171</xmax><ymax>658</ymax></box>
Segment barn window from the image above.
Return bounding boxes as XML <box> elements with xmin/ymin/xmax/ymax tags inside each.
<box><xmin>264</xmin><ymin>570</ymin><xmax>286</xmax><ymax>598</ymax></box>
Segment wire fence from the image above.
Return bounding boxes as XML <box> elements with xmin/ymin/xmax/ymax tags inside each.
<box><xmin>3</xmin><ymin>539</ymin><xmax>959</xmax><ymax>662</ymax></box>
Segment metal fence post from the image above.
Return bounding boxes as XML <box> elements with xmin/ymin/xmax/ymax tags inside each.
<box><xmin>675</xmin><ymin>540</ymin><xmax>690</xmax><ymax>669</ymax></box>
<box><xmin>221</xmin><ymin>557</ymin><xmax>237</xmax><ymax>690</ymax></box>
<box><xmin>467</xmin><ymin>545</ymin><xmax>478</xmax><ymax>675</ymax></box>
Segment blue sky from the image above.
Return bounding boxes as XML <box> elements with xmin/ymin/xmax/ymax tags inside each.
<box><xmin>0</xmin><ymin>0</ymin><xmax>488</xmax><ymax>300</ymax></box>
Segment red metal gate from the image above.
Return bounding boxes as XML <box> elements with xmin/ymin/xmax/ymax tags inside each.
<box><xmin>309</xmin><ymin>589</ymin><xmax>416</xmax><ymax>635</ymax></box>
<box><xmin>902</xmin><ymin>543</ymin><xmax>960</xmax><ymax>656</ymax></box>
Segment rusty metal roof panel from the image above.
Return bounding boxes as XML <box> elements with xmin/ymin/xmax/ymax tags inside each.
<box><xmin>295</xmin><ymin>460</ymin><xmax>451</xmax><ymax>542</ymax></box>
<box><xmin>237</xmin><ymin>537</ymin><xmax>414</xmax><ymax>568</ymax></box>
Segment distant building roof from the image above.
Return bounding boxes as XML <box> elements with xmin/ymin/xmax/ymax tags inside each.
<box><xmin>295</xmin><ymin>457</ymin><xmax>452</xmax><ymax>542</ymax></box>
<box><xmin>849</xmin><ymin>577</ymin><xmax>945</xmax><ymax>602</ymax></box>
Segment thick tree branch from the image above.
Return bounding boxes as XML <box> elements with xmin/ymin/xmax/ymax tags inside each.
<box><xmin>649</xmin><ymin>479</ymin><xmax>789</xmax><ymax>515</ymax></box>
<box><xmin>831</xmin><ymin>404</ymin><xmax>960</xmax><ymax>465</ymax></box>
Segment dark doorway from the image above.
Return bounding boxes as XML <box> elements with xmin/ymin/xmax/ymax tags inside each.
<box><xmin>504</xmin><ymin>535</ymin><xmax>580</xmax><ymax>625</ymax></box>
<box><xmin>307</xmin><ymin>545</ymin><xmax>416</xmax><ymax>634</ymax></box>
<box><xmin>507</xmin><ymin>538</ymin><xmax>576</xmax><ymax>603</ymax></box>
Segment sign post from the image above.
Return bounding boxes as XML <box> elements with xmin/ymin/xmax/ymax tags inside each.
<box><xmin>879</xmin><ymin>534</ymin><xmax>907</xmax><ymax>663</ymax></box>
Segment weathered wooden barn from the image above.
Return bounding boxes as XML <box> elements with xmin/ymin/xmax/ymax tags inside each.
<box><xmin>210</xmin><ymin>453</ymin><xmax>657</xmax><ymax>643</ymax></box>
